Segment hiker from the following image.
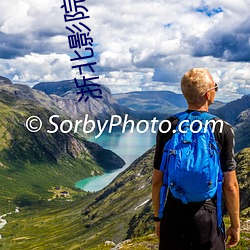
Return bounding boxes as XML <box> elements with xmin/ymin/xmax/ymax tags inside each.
<box><xmin>152</xmin><ymin>68</ymin><xmax>240</xmax><ymax>250</ymax></box>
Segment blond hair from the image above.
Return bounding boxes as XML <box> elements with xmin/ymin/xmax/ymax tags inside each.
<box><xmin>181</xmin><ymin>68</ymin><xmax>214</xmax><ymax>104</ymax></box>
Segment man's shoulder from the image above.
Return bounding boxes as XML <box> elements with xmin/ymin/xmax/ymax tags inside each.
<box><xmin>211</xmin><ymin>116</ymin><xmax>234</xmax><ymax>134</ymax></box>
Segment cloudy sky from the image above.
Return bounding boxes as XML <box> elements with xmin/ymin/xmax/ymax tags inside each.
<box><xmin>0</xmin><ymin>0</ymin><xmax>249</xmax><ymax>102</ymax></box>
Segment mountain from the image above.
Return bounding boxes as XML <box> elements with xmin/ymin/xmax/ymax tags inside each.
<box><xmin>33</xmin><ymin>81</ymin><xmax>227</xmax><ymax>122</ymax></box>
<box><xmin>114</xmin><ymin>91</ymin><xmax>186</xmax><ymax>120</ymax></box>
<box><xmin>209</xmin><ymin>100</ymin><xmax>225</xmax><ymax>110</ymax></box>
<box><xmin>213</xmin><ymin>95</ymin><xmax>250</xmax><ymax>152</ymax></box>
<box><xmin>234</xmin><ymin>109</ymin><xmax>250</xmax><ymax>152</ymax></box>
<box><xmin>114</xmin><ymin>91</ymin><xmax>225</xmax><ymax>120</ymax></box>
<box><xmin>33</xmin><ymin>80</ymin><xmax>124</xmax><ymax>123</ymax></box>
<box><xmin>213</xmin><ymin>94</ymin><xmax>250</xmax><ymax>126</ymax></box>
<box><xmin>0</xmin><ymin>76</ymin><xmax>12</xmax><ymax>85</ymax></box>
<box><xmin>0</xmin><ymin>79</ymin><xmax>125</xmax><ymax>212</ymax></box>
<box><xmin>114</xmin><ymin>91</ymin><xmax>186</xmax><ymax>110</ymax></box>
<box><xmin>0</xmin><ymin>77</ymin><xmax>249</xmax><ymax>249</ymax></box>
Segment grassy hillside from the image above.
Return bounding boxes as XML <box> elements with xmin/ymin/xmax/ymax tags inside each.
<box><xmin>0</xmin><ymin>83</ymin><xmax>124</xmax><ymax>213</ymax></box>
<box><xmin>0</xmin><ymin>148</ymin><xmax>155</xmax><ymax>249</ymax></box>
<box><xmin>1</xmin><ymin>147</ymin><xmax>249</xmax><ymax>249</ymax></box>
<box><xmin>0</xmin><ymin>199</ymin><xmax>89</xmax><ymax>250</ymax></box>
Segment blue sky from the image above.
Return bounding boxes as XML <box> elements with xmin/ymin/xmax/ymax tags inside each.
<box><xmin>0</xmin><ymin>0</ymin><xmax>249</xmax><ymax>102</ymax></box>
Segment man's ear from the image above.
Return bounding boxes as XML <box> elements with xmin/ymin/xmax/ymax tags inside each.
<box><xmin>204</xmin><ymin>92</ymin><xmax>209</xmax><ymax>100</ymax></box>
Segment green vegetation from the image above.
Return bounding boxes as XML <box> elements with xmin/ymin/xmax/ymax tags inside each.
<box><xmin>224</xmin><ymin>217</ymin><xmax>250</xmax><ymax>250</ymax></box>
<box><xmin>0</xmin><ymin>84</ymin><xmax>122</xmax><ymax>214</ymax></box>
<box><xmin>235</xmin><ymin>148</ymin><xmax>250</xmax><ymax>215</ymax></box>
<box><xmin>0</xmin><ymin>198</ymin><xmax>89</xmax><ymax>250</ymax></box>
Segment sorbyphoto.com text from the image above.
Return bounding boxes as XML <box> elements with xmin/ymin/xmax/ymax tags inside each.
<box><xmin>25</xmin><ymin>114</ymin><xmax>224</xmax><ymax>138</ymax></box>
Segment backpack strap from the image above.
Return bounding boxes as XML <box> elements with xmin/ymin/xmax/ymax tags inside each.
<box><xmin>200</xmin><ymin>112</ymin><xmax>223</xmax><ymax>229</ymax></box>
<box><xmin>201</xmin><ymin>112</ymin><xmax>223</xmax><ymax>230</ymax></box>
<box><xmin>217</xmin><ymin>169</ymin><xmax>223</xmax><ymax>231</ymax></box>
<box><xmin>159</xmin><ymin>183</ymin><xmax>168</xmax><ymax>219</ymax></box>
<box><xmin>158</xmin><ymin>143</ymin><xmax>171</xmax><ymax>219</ymax></box>
<box><xmin>158</xmin><ymin>112</ymin><xmax>188</xmax><ymax>218</ymax></box>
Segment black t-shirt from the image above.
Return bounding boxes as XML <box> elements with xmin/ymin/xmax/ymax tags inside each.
<box><xmin>153</xmin><ymin>110</ymin><xmax>237</xmax><ymax>172</ymax></box>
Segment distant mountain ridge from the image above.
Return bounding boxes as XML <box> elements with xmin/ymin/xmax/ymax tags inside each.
<box><xmin>33</xmin><ymin>80</ymin><xmax>228</xmax><ymax>122</ymax></box>
<box><xmin>114</xmin><ymin>90</ymin><xmax>185</xmax><ymax>120</ymax></box>
<box><xmin>114</xmin><ymin>90</ymin><xmax>225</xmax><ymax>120</ymax></box>
<box><xmin>114</xmin><ymin>90</ymin><xmax>187</xmax><ymax>110</ymax></box>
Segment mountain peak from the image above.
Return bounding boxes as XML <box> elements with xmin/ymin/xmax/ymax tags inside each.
<box><xmin>0</xmin><ymin>76</ymin><xmax>12</xmax><ymax>85</ymax></box>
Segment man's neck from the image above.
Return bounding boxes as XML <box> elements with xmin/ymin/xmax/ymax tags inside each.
<box><xmin>187</xmin><ymin>103</ymin><xmax>209</xmax><ymax>112</ymax></box>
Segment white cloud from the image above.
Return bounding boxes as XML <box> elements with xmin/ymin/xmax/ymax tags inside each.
<box><xmin>99</xmin><ymin>51</ymin><xmax>131</xmax><ymax>69</ymax></box>
<box><xmin>0</xmin><ymin>0</ymin><xmax>249</xmax><ymax>101</ymax></box>
<box><xmin>0</xmin><ymin>0</ymin><xmax>61</xmax><ymax>34</ymax></box>
<box><xmin>0</xmin><ymin>53</ymin><xmax>72</xmax><ymax>86</ymax></box>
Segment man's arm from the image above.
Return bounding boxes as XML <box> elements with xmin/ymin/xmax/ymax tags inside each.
<box><xmin>152</xmin><ymin>169</ymin><xmax>163</xmax><ymax>239</ymax></box>
<box><xmin>223</xmin><ymin>170</ymin><xmax>240</xmax><ymax>248</ymax></box>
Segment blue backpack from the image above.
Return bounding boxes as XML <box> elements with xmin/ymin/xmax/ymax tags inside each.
<box><xmin>158</xmin><ymin>111</ymin><xmax>223</xmax><ymax>228</ymax></box>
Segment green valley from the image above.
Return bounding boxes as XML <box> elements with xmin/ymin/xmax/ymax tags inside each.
<box><xmin>0</xmin><ymin>147</ymin><xmax>249</xmax><ymax>249</ymax></box>
<box><xmin>0</xmin><ymin>82</ymin><xmax>124</xmax><ymax>214</ymax></box>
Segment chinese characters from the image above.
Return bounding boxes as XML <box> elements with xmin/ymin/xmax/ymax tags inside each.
<box><xmin>61</xmin><ymin>0</ymin><xmax>102</xmax><ymax>102</ymax></box>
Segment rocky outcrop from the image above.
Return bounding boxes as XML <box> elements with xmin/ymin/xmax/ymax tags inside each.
<box><xmin>213</xmin><ymin>95</ymin><xmax>250</xmax><ymax>125</ymax></box>
<box><xmin>0</xmin><ymin>76</ymin><xmax>12</xmax><ymax>85</ymax></box>
<box><xmin>234</xmin><ymin>109</ymin><xmax>250</xmax><ymax>152</ymax></box>
<box><xmin>235</xmin><ymin>148</ymin><xmax>250</xmax><ymax>214</ymax></box>
<box><xmin>83</xmin><ymin>140</ymin><xmax>125</xmax><ymax>171</ymax></box>
<box><xmin>33</xmin><ymin>80</ymin><xmax>124</xmax><ymax>123</ymax></box>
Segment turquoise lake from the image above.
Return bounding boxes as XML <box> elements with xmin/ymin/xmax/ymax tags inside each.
<box><xmin>75</xmin><ymin>129</ymin><xmax>156</xmax><ymax>192</ymax></box>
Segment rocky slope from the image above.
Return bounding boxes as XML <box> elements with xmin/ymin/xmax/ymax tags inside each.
<box><xmin>213</xmin><ymin>94</ymin><xmax>250</xmax><ymax>126</ymax></box>
<box><xmin>33</xmin><ymin>80</ymin><xmax>124</xmax><ymax>123</ymax></box>
<box><xmin>209</xmin><ymin>94</ymin><xmax>250</xmax><ymax>152</ymax></box>
<box><xmin>235</xmin><ymin>148</ymin><xmax>250</xmax><ymax>214</ymax></box>
<box><xmin>234</xmin><ymin>108</ymin><xmax>250</xmax><ymax>152</ymax></box>
<box><xmin>0</xmin><ymin>76</ymin><xmax>12</xmax><ymax>85</ymax></box>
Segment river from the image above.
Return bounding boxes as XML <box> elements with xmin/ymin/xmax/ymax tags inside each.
<box><xmin>75</xmin><ymin>129</ymin><xmax>156</xmax><ymax>192</ymax></box>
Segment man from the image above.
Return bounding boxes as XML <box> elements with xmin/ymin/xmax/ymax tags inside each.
<box><xmin>152</xmin><ymin>68</ymin><xmax>240</xmax><ymax>249</ymax></box>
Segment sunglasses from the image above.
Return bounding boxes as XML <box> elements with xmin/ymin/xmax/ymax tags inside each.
<box><xmin>203</xmin><ymin>83</ymin><xmax>218</xmax><ymax>95</ymax></box>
